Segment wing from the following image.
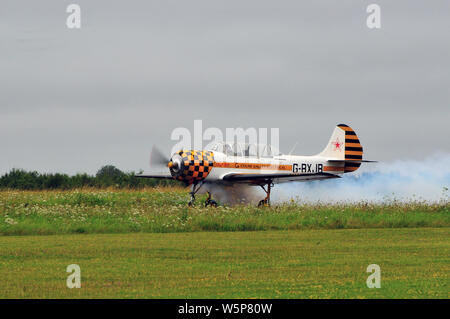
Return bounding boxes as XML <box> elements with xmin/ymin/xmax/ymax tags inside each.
<box><xmin>135</xmin><ymin>173</ymin><xmax>173</xmax><ymax>180</ymax></box>
<box><xmin>222</xmin><ymin>172</ymin><xmax>340</xmax><ymax>185</ymax></box>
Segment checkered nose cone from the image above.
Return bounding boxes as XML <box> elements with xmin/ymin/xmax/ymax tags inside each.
<box><xmin>174</xmin><ymin>150</ymin><xmax>214</xmax><ymax>185</ymax></box>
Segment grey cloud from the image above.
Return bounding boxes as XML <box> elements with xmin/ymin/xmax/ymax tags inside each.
<box><xmin>1</xmin><ymin>0</ymin><xmax>449</xmax><ymax>174</ymax></box>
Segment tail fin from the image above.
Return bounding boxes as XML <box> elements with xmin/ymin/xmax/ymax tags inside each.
<box><xmin>318</xmin><ymin>124</ymin><xmax>364</xmax><ymax>172</ymax></box>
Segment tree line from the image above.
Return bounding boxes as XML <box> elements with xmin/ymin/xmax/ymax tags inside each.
<box><xmin>0</xmin><ymin>165</ymin><xmax>178</xmax><ymax>190</ymax></box>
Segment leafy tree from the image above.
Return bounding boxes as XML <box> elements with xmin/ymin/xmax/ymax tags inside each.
<box><xmin>95</xmin><ymin>165</ymin><xmax>124</xmax><ymax>187</ymax></box>
<box><xmin>0</xmin><ymin>165</ymin><xmax>180</xmax><ymax>190</ymax></box>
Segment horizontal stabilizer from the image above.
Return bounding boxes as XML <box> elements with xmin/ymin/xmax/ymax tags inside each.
<box><xmin>327</xmin><ymin>159</ymin><xmax>378</xmax><ymax>163</ymax></box>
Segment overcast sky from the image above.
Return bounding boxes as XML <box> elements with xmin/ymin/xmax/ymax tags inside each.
<box><xmin>1</xmin><ymin>0</ymin><xmax>449</xmax><ymax>174</ymax></box>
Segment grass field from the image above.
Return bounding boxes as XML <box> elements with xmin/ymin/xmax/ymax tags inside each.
<box><xmin>0</xmin><ymin>188</ymin><xmax>448</xmax><ymax>298</ymax></box>
<box><xmin>0</xmin><ymin>228</ymin><xmax>448</xmax><ymax>298</ymax></box>
<box><xmin>0</xmin><ymin>188</ymin><xmax>448</xmax><ymax>235</ymax></box>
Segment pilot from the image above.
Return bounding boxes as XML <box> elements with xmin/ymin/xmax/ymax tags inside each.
<box><xmin>223</xmin><ymin>144</ymin><xmax>233</xmax><ymax>156</ymax></box>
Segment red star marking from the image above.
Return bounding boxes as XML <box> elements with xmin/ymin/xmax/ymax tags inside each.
<box><xmin>332</xmin><ymin>138</ymin><xmax>342</xmax><ymax>151</ymax></box>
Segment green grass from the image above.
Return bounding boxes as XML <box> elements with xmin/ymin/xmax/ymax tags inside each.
<box><xmin>0</xmin><ymin>189</ymin><xmax>449</xmax><ymax>235</ymax></box>
<box><xmin>0</xmin><ymin>189</ymin><xmax>448</xmax><ymax>298</ymax></box>
<box><xmin>0</xmin><ymin>228</ymin><xmax>448</xmax><ymax>298</ymax></box>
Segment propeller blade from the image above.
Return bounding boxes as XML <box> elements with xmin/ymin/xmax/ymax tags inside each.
<box><xmin>150</xmin><ymin>145</ymin><xmax>170</xmax><ymax>171</ymax></box>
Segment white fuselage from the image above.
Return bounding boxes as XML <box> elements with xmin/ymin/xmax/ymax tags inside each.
<box><xmin>205</xmin><ymin>152</ymin><xmax>344</xmax><ymax>182</ymax></box>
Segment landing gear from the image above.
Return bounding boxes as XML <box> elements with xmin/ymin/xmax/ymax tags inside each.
<box><xmin>188</xmin><ymin>182</ymin><xmax>203</xmax><ymax>206</ymax></box>
<box><xmin>258</xmin><ymin>181</ymin><xmax>274</xmax><ymax>207</ymax></box>
<box><xmin>204</xmin><ymin>191</ymin><xmax>218</xmax><ymax>207</ymax></box>
<box><xmin>187</xmin><ymin>183</ymin><xmax>218</xmax><ymax>207</ymax></box>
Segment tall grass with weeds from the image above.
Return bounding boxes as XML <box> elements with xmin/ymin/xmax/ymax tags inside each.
<box><xmin>0</xmin><ymin>188</ymin><xmax>448</xmax><ymax>236</ymax></box>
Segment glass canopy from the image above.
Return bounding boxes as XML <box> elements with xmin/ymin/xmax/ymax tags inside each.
<box><xmin>206</xmin><ymin>142</ymin><xmax>281</xmax><ymax>158</ymax></box>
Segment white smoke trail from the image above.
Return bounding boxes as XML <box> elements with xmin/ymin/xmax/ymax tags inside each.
<box><xmin>200</xmin><ymin>183</ymin><xmax>263</xmax><ymax>206</ymax></box>
<box><xmin>274</xmin><ymin>152</ymin><xmax>450</xmax><ymax>204</ymax></box>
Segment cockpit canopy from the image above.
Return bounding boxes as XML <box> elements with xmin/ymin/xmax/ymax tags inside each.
<box><xmin>206</xmin><ymin>142</ymin><xmax>281</xmax><ymax>158</ymax></box>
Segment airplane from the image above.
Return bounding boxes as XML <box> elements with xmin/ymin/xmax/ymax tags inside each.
<box><xmin>136</xmin><ymin>124</ymin><xmax>376</xmax><ymax>206</ymax></box>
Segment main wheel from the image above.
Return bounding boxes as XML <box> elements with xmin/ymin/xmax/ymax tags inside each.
<box><xmin>205</xmin><ymin>199</ymin><xmax>218</xmax><ymax>207</ymax></box>
<box><xmin>258</xmin><ymin>199</ymin><xmax>269</xmax><ymax>207</ymax></box>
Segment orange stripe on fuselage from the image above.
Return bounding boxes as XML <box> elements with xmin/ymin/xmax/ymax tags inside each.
<box><xmin>214</xmin><ymin>162</ymin><xmax>292</xmax><ymax>171</ymax></box>
<box><xmin>215</xmin><ymin>163</ymin><xmax>346</xmax><ymax>173</ymax></box>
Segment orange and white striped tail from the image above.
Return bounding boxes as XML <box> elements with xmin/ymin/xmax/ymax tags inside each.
<box><xmin>318</xmin><ymin>124</ymin><xmax>364</xmax><ymax>173</ymax></box>
<box><xmin>337</xmin><ymin>124</ymin><xmax>363</xmax><ymax>172</ymax></box>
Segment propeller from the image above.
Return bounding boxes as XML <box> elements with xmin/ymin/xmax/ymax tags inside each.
<box><xmin>150</xmin><ymin>145</ymin><xmax>171</xmax><ymax>171</ymax></box>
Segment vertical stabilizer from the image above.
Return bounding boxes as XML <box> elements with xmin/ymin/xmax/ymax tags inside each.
<box><xmin>318</xmin><ymin>124</ymin><xmax>364</xmax><ymax>172</ymax></box>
